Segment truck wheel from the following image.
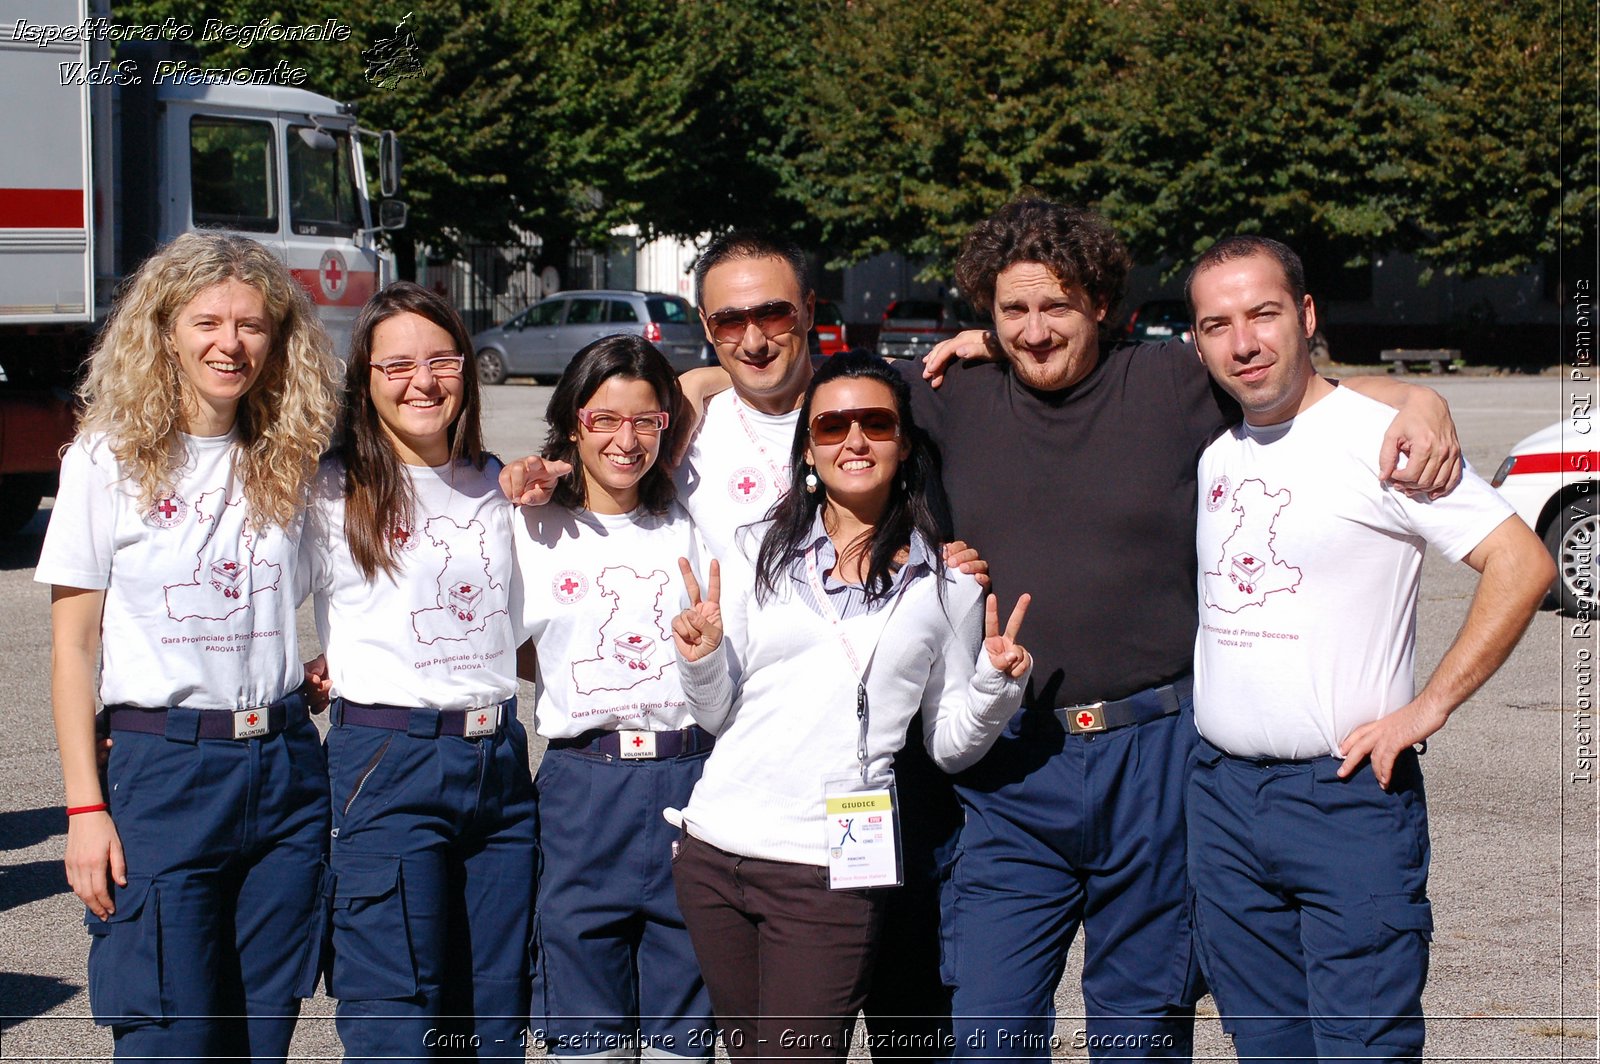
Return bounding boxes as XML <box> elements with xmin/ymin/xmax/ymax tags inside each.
<box><xmin>0</xmin><ymin>484</ymin><xmax>44</xmax><ymax>536</ymax></box>
<box><xmin>1545</xmin><ymin>501</ymin><xmax>1600</xmax><ymax>615</ymax></box>
<box><xmin>476</xmin><ymin>349</ymin><xmax>508</xmax><ymax>386</ymax></box>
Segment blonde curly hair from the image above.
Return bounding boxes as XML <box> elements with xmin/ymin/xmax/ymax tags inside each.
<box><xmin>77</xmin><ymin>232</ymin><xmax>340</xmax><ymax>528</ymax></box>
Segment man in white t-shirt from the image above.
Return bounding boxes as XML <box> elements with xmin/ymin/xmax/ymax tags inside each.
<box><xmin>680</xmin><ymin>234</ymin><xmax>961</xmax><ymax>1061</ymax></box>
<box><xmin>1185</xmin><ymin>235</ymin><xmax>1554</xmax><ymax>1061</ymax></box>
<box><xmin>504</xmin><ymin>234</ymin><xmax>961</xmax><ymax>1059</ymax></box>
<box><xmin>674</xmin><ymin>233</ymin><xmax>815</xmax><ymax>559</ymax></box>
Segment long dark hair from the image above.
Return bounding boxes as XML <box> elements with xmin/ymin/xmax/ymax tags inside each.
<box><xmin>755</xmin><ymin>352</ymin><xmax>943</xmax><ymax>604</ymax></box>
<box><xmin>341</xmin><ymin>281</ymin><xmax>486</xmax><ymax>579</ymax></box>
<box><xmin>540</xmin><ymin>334</ymin><xmax>681</xmax><ymax>515</ymax></box>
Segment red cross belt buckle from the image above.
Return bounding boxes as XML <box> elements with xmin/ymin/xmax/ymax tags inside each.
<box><xmin>232</xmin><ymin>706</ymin><xmax>270</xmax><ymax>740</ymax></box>
<box><xmin>1061</xmin><ymin>702</ymin><xmax>1107</xmax><ymax>735</ymax></box>
<box><xmin>463</xmin><ymin>704</ymin><xmax>499</xmax><ymax>739</ymax></box>
<box><xmin>618</xmin><ymin>729</ymin><xmax>657</xmax><ymax>760</ymax></box>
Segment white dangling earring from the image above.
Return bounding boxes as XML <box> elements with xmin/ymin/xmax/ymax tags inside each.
<box><xmin>804</xmin><ymin>466</ymin><xmax>819</xmax><ymax>494</ymax></box>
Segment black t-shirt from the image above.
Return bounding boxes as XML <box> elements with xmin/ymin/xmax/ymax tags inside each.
<box><xmin>904</xmin><ymin>341</ymin><xmax>1236</xmax><ymax>708</ymax></box>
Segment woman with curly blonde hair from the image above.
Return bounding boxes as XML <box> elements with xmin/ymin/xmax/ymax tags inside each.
<box><xmin>36</xmin><ymin>231</ymin><xmax>340</xmax><ymax>1063</ymax></box>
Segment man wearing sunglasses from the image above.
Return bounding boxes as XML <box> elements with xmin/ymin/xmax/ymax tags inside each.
<box><xmin>679</xmin><ymin>232</ymin><xmax>963</xmax><ymax>1063</ymax></box>
<box><xmin>676</xmin><ymin>231</ymin><xmax>817</xmax><ymax>562</ymax></box>
<box><xmin>916</xmin><ymin>197</ymin><xmax>1462</xmax><ymax>1063</ymax></box>
<box><xmin>502</xmin><ymin>232</ymin><xmax>965</xmax><ymax>1061</ymax></box>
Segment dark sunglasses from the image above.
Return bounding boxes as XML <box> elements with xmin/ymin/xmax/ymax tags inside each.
<box><xmin>704</xmin><ymin>300</ymin><xmax>800</xmax><ymax>345</ymax></box>
<box><xmin>808</xmin><ymin>407</ymin><xmax>901</xmax><ymax>446</ymax></box>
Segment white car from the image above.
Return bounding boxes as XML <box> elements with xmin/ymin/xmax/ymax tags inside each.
<box><xmin>1492</xmin><ymin>419</ymin><xmax>1597</xmax><ymax>614</ymax></box>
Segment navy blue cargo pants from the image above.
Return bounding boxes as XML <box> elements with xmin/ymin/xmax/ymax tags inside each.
<box><xmin>326</xmin><ymin>699</ymin><xmax>537</xmax><ymax>1063</ymax></box>
<box><xmin>88</xmin><ymin>698</ymin><xmax>329</xmax><ymax>1063</ymax></box>
<box><xmin>1187</xmin><ymin>739</ymin><xmax>1432</xmax><ymax>1063</ymax></box>
<box><xmin>942</xmin><ymin>693</ymin><xmax>1202</xmax><ymax>1062</ymax></box>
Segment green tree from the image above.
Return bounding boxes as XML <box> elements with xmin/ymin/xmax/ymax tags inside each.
<box><xmin>787</xmin><ymin>0</ymin><xmax>1108</xmax><ymax>268</ymax></box>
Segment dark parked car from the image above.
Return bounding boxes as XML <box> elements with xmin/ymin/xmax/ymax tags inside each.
<box><xmin>1122</xmin><ymin>299</ymin><xmax>1192</xmax><ymax>343</ymax></box>
<box><xmin>471</xmin><ymin>289</ymin><xmax>709</xmax><ymax>384</ymax></box>
<box><xmin>876</xmin><ymin>299</ymin><xmax>986</xmax><ymax>361</ymax></box>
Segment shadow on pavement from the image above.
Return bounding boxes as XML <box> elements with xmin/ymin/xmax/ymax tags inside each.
<box><xmin>0</xmin><ymin>972</ymin><xmax>82</xmax><ymax>1029</ymax></box>
<box><xmin>0</xmin><ymin>859</ymin><xmax>66</xmax><ymax>916</ymax></box>
<box><xmin>0</xmin><ymin>806</ymin><xmax>65</xmax><ymax>853</ymax></box>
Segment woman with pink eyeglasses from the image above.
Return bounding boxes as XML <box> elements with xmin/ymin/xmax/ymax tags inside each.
<box><xmin>510</xmin><ymin>333</ymin><xmax>715</xmax><ymax>1064</ymax></box>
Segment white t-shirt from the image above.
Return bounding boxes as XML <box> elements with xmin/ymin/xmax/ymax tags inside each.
<box><xmin>1193</xmin><ymin>386</ymin><xmax>1515</xmax><ymax>759</ymax></box>
<box><xmin>675</xmin><ymin>390</ymin><xmax>798</xmax><ymax>563</ymax></box>
<box><xmin>306</xmin><ymin>457</ymin><xmax>520</xmax><ymax>709</ymax></box>
<box><xmin>512</xmin><ymin>504</ymin><xmax>703</xmax><ymax>739</ymax></box>
<box><xmin>35</xmin><ymin>431</ymin><xmax>304</xmax><ymax>710</ymax></box>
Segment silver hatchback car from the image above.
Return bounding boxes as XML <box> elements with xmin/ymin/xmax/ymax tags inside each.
<box><xmin>471</xmin><ymin>289</ymin><xmax>710</xmax><ymax>384</ymax></box>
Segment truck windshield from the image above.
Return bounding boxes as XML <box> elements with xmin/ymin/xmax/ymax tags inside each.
<box><xmin>288</xmin><ymin>126</ymin><xmax>363</xmax><ymax>237</ymax></box>
<box><xmin>190</xmin><ymin>117</ymin><xmax>278</xmax><ymax>233</ymax></box>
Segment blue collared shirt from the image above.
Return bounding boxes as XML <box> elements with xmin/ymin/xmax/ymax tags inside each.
<box><xmin>788</xmin><ymin>511</ymin><xmax>934</xmax><ymax>619</ymax></box>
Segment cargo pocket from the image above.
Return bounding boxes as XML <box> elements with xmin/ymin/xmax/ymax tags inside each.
<box><xmin>84</xmin><ymin>874</ymin><xmax>167</xmax><ymax>1027</ymax></box>
<box><xmin>329</xmin><ymin>853</ymin><xmax>418</xmax><ymax>1001</ymax></box>
<box><xmin>292</xmin><ymin>860</ymin><xmax>334</xmax><ymax>999</ymax></box>
<box><xmin>1347</xmin><ymin>892</ymin><xmax>1432</xmax><ymax>1050</ymax></box>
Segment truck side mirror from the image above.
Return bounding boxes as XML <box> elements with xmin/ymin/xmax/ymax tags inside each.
<box><xmin>379</xmin><ymin>131</ymin><xmax>401</xmax><ymax>198</ymax></box>
<box><xmin>379</xmin><ymin>199</ymin><xmax>408</xmax><ymax>230</ymax></box>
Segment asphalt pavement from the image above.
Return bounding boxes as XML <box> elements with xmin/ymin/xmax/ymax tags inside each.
<box><xmin>0</xmin><ymin>374</ymin><xmax>1593</xmax><ymax>1060</ymax></box>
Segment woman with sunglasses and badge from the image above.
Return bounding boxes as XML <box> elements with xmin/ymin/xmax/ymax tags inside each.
<box><xmin>510</xmin><ymin>334</ymin><xmax>715</xmax><ymax>1064</ymax></box>
<box><xmin>37</xmin><ymin>232</ymin><xmax>338</xmax><ymax>1062</ymax></box>
<box><xmin>302</xmin><ymin>282</ymin><xmax>535</xmax><ymax>1062</ymax></box>
<box><xmin>667</xmin><ymin>351</ymin><xmax>1033</xmax><ymax>1063</ymax></box>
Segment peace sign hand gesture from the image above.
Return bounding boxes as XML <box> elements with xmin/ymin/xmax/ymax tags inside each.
<box><xmin>672</xmin><ymin>558</ymin><xmax>723</xmax><ymax>662</ymax></box>
<box><xmin>984</xmin><ymin>593</ymin><xmax>1032</xmax><ymax>679</ymax></box>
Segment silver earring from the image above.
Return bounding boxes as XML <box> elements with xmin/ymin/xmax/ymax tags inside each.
<box><xmin>804</xmin><ymin>466</ymin><xmax>818</xmax><ymax>494</ymax></box>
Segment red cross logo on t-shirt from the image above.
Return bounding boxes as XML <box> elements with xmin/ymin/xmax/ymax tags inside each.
<box><xmin>553</xmin><ymin>570</ymin><xmax>588</xmax><ymax>604</ymax></box>
<box><xmin>1205</xmin><ymin>475</ymin><xmax>1232</xmax><ymax>513</ymax></box>
<box><xmin>727</xmin><ymin>467</ymin><xmax>766</xmax><ymax>504</ymax></box>
<box><xmin>147</xmin><ymin>492</ymin><xmax>187</xmax><ymax>528</ymax></box>
<box><xmin>628</xmin><ymin>635</ymin><xmax>642</xmax><ymax>644</ymax></box>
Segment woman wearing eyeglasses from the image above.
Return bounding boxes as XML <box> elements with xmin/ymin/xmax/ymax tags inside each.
<box><xmin>303</xmin><ymin>281</ymin><xmax>535</xmax><ymax>1063</ymax></box>
<box><xmin>668</xmin><ymin>351</ymin><xmax>1033</xmax><ymax>1064</ymax></box>
<box><xmin>510</xmin><ymin>333</ymin><xmax>714</xmax><ymax>1063</ymax></box>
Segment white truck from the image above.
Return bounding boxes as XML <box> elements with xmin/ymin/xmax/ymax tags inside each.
<box><xmin>0</xmin><ymin>0</ymin><xmax>404</xmax><ymax>532</ymax></box>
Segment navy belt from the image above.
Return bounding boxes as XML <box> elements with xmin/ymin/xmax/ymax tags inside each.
<box><xmin>1054</xmin><ymin>675</ymin><xmax>1192</xmax><ymax>735</ymax></box>
<box><xmin>332</xmin><ymin>697</ymin><xmax>513</xmax><ymax>739</ymax></box>
<box><xmin>549</xmin><ymin>724</ymin><xmax>715</xmax><ymax>761</ymax></box>
<box><xmin>105</xmin><ymin>690</ymin><xmax>309</xmax><ymax>742</ymax></box>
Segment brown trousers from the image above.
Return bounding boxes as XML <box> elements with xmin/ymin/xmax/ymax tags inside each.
<box><xmin>672</xmin><ymin>833</ymin><xmax>886</xmax><ymax>1063</ymax></box>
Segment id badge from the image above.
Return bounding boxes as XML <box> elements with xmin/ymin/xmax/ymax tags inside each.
<box><xmin>822</xmin><ymin>774</ymin><xmax>903</xmax><ymax>890</ymax></box>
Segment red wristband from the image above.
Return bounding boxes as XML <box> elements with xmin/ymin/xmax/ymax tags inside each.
<box><xmin>66</xmin><ymin>803</ymin><xmax>108</xmax><ymax>816</ymax></box>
